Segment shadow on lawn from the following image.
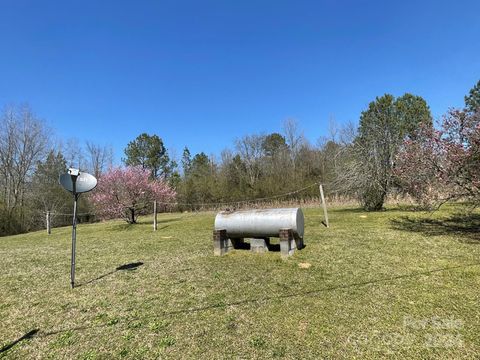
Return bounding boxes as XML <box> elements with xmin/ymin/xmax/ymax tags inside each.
<box><xmin>328</xmin><ymin>207</ymin><xmax>366</xmax><ymax>213</ymax></box>
<box><xmin>28</xmin><ymin>261</ymin><xmax>480</xmax><ymax>340</ymax></box>
<box><xmin>76</xmin><ymin>262</ymin><xmax>144</xmax><ymax>287</ymax></box>
<box><xmin>0</xmin><ymin>329</ymin><xmax>39</xmax><ymax>354</ymax></box>
<box><xmin>232</xmin><ymin>240</ymin><xmax>283</xmax><ymax>252</ymax></box>
<box><xmin>332</xmin><ymin>206</ymin><xmax>421</xmax><ymax>214</ymax></box>
<box><xmin>391</xmin><ymin>213</ymin><xmax>480</xmax><ymax>243</ymax></box>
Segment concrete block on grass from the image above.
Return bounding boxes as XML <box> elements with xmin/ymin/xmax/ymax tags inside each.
<box><xmin>279</xmin><ymin>229</ymin><xmax>295</xmax><ymax>258</ymax></box>
<box><xmin>213</xmin><ymin>229</ymin><xmax>232</xmax><ymax>256</ymax></box>
<box><xmin>250</xmin><ymin>238</ymin><xmax>270</xmax><ymax>253</ymax></box>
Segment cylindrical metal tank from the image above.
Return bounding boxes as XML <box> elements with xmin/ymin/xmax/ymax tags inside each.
<box><xmin>214</xmin><ymin>208</ymin><xmax>304</xmax><ymax>238</ymax></box>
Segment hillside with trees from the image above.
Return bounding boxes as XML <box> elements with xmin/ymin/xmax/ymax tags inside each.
<box><xmin>1</xmin><ymin>81</ymin><xmax>479</xmax><ymax>236</ymax></box>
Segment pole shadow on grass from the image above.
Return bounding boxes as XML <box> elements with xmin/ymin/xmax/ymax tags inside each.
<box><xmin>30</xmin><ymin>261</ymin><xmax>480</xmax><ymax>340</ymax></box>
<box><xmin>75</xmin><ymin>262</ymin><xmax>144</xmax><ymax>287</ymax></box>
<box><xmin>0</xmin><ymin>329</ymin><xmax>39</xmax><ymax>354</ymax></box>
<box><xmin>390</xmin><ymin>213</ymin><xmax>480</xmax><ymax>244</ymax></box>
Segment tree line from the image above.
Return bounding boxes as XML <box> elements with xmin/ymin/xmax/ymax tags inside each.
<box><xmin>1</xmin><ymin>80</ymin><xmax>479</xmax><ymax>235</ymax></box>
<box><xmin>0</xmin><ymin>104</ymin><xmax>114</xmax><ymax>236</ymax></box>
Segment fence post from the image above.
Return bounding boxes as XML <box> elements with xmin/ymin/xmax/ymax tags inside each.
<box><xmin>46</xmin><ymin>211</ymin><xmax>51</xmax><ymax>235</ymax></box>
<box><xmin>153</xmin><ymin>200</ymin><xmax>157</xmax><ymax>231</ymax></box>
<box><xmin>319</xmin><ymin>184</ymin><xmax>329</xmax><ymax>228</ymax></box>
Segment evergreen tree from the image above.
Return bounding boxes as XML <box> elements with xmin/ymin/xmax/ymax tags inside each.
<box><xmin>30</xmin><ymin>150</ymin><xmax>73</xmax><ymax>229</ymax></box>
<box><xmin>465</xmin><ymin>80</ymin><xmax>480</xmax><ymax>113</ymax></box>
<box><xmin>32</xmin><ymin>150</ymin><xmax>69</xmax><ymax>212</ymax></box>
<box><xmin>353</xmin><ymin>93</ymin><xmax>432</xmax><ymax>210</ymax></box>
<box><xmin>395</xmin><ymin>93</ymin><xmax>433</xmax><ymax>138</ymax></box>
<box><xmin>262</xmin><ymin>133</ymin><xmax>288</xmax><ymax>157</ymax></box>
<box><xmin>181</xmin><ymin>147</ymin><xmax>192</xmax><ymax>176</ymax></box>
<box><xmin>123</xmin><ymin>133</ymin><xmax>170</xmax><ymax>178</ymax></box>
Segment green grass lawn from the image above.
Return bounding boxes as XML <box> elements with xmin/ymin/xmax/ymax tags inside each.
<box><xmin>1</xmin><ymin>206</ymin><xmax>480</xmax><ymax>359</ymax></box>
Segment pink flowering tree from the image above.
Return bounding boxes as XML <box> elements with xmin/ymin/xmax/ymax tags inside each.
<box><xmin>90</xmin><ymin>166</ymin><xmax>176</xmax><ymax>223</ymax></box>
<box><xmin>395</xmin><ymin>109</ymin><xmax>480</xmax><ymax>209</ymax></box>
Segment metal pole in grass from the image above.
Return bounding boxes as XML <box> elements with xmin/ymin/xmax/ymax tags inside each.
<box><xmin>71</xmin><ymin>192</ymin><xmax>78</xmax><ymax>288</ymax></box>
<box><xmin>319</xmin><ymin>184</ymin><xmax>329</xmax><ymax>228</ymax></box>
<box><xmin>59</xmin><ymin>169</ymin><xmax>97</xmax><ymax>289</ymax></box>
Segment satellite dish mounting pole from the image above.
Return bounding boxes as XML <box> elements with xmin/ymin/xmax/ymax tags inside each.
<box><xmin>59</xmin><ymin>168</ymin><xmax>97</xmax><ymax>289</ymax></box>
<box><xmin>70</xmin><ymin>174</ymin><xmax>78</xmax><ymax>289</ymax></box>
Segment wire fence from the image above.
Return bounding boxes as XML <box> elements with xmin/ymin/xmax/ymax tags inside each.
<box><xmin>42</xmin><ymin>182</ymin><xmax>322</xmax><ymax>217</ymax></box>
<box><xmin>155</xmin><ymin>182</ymin><xmax>320</xmax><ymax>207</ymax></box>
<box><xmin>41</xmin><ymin>182</ymin><xmax>333</xmax><ymax>233</ymax></box>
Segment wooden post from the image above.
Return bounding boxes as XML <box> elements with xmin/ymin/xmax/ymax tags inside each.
<box><xmin>46</xmin><ymin>211</ymin><xmax>51</xmax><ymax>235</ymax></box>
<box><xmin>319</xmin><ymin>184</ymin><xmax>329</xmax><ymax>228</ymax></box>
<box><xmin>153</xmin><ymin>200</ymin><xmax>157</xmax><ymax>231</ymax></box>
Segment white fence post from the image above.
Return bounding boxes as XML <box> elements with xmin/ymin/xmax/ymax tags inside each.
<box><xmin>319</xmin><ymin>184</ymin><xmax>329</xmax><ymax>228</ymax></box>
<box><xmin>153</xmin><ymin>200</ymin><xmax>158</xmax><ymax>231</ymax></box>
<box><xmin>46</xmin><ymin>211</ymin><xmax>51</xmax><ymax>235</ymax></box>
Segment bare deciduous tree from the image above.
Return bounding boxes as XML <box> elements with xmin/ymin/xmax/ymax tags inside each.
<box><xmin>86</xmin><ymin>141</ymin><xmax>113</xmax><ymax>178</ymax></box>
<box><xmin>235</xmin><ymin>134</ymin><xmax>264</xmax><ymax>188</ymax></box>
<box><xmin>63</xmin><ymin>138</ymin><xmax>86</xmax><ymax>170</ymax></box>
<box><xmin>283</xmin><ymin>118</ymin><xmax>306</xmax><ymax>168</ymax></box>
<box><xmin>0</xmin><ymin>104</ymin><xmax>49</xmax><ymax>213</ymax></box>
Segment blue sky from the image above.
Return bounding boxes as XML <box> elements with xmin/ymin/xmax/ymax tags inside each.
<box><xmin>1</xmin><ymin>0</ymin><xmax>479</xmax><ymax>163</ymax></box>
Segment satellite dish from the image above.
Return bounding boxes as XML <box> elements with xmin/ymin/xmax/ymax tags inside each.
<box><xmin>59</xmin><ymin>171</ymin><xmax>97</xmax><ymax>194</ymax></box>
<box><xmin>59</xmin><ymin>169</ymin><xmax>98</xmax><ymax>288</ymax></box>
